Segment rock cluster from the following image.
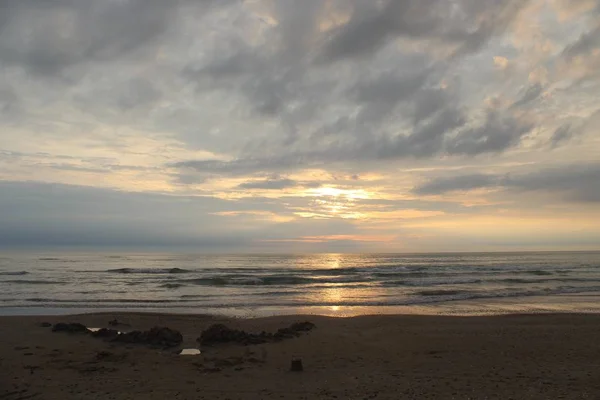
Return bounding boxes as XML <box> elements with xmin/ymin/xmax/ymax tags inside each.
<box><xmin>52</xmin><ymin>323</ymin><xmax>88</xmax><ymax>334</ymax></box>
<box><xmin>198</xmin><ymin>321</ymin><xmax>316</xmax><ymax>346</ymax></box>
<box><xmin>52</xmin><ymin>322</ymin><xmax>183</xmax><ymax>348</ymax></box>
<box><xmin>113</xmin><ymin>327</ymin><xmax>183</xmax><ymax>348</ymax></box>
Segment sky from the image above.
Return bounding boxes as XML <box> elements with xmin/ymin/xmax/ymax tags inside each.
<box><xmin>0</xmin><ymin>0</ymin><xmax>599</xmax><ymax>252</ymax></box>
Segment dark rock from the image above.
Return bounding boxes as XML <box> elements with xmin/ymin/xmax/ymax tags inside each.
<box><xmin>198</xmin><ymin>321</ymin><xmax>315</xmax><ymax>346</ymax></box>
<box><xmin>91</xmin><ymin>328</ymin><xmax>120</xmax><ymax>340</ymax></box>
<box><xmin>290</xmin><ymin>321</ymin><xmax>316</xmax><ymax>332</ymax></box>
<box><xmin>274</xmin><ymin>327</ymin><xmax>298</xmax><ymax>340</ymax></box>
<box><xmin>52</xmin><ymin>323</ymin><xmax>88</xmax><ymax>334</ymax></box>
<box><xmin>112</xmin><ymin>327</ymin><xmax>182</xmax><ymax>348</ymax></box>
<box><xmin>39</xmin><ymin>322</ymin><xmax>52</xmax><ymax>328</ymax></box>
<box><xmin>108</xmin><ymin>319</ymin><xmax>130</xmax><ymax>327</ymax></box>
<box><xmin>198</xmin><ymin>324</ymin><xmax>270</xmax><ymax>346</ymax></box>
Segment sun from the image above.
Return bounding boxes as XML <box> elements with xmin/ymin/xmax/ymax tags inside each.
<box><xmin>298</xmin><ymin>186</ymin><xmax>371</xmax><ymax>219</ymax></box>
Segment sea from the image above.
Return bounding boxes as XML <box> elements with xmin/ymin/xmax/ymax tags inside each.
<box><xmin>1</xmin><ymin>251</ymin><xmax>600</xmax><ymax>317</ymax></box>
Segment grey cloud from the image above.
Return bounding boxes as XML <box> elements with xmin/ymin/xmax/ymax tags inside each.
<box><xmin>238</xmin><ymin>178</ymin><xmax>298</xmax><ymax>190</ymax></box>
<box><xmin>414</xmin><ymin>164</ymin><xmax>600</xmax><ymax>202</ymax></box>
<box><xmin>563</xmin><ymin>25</ymin><xmax>600</xmax><ymax>60</ymax></box>
<box><xmin>0</xmin><ymin>180</ymin><xmax>289</xmax><ymax>248</ymax></box>
<box><xmin>74</xmin><ymin>77</ymin><xmax>162</xmax><ymax>113</ymax></box>
<box><xmin>560</xmin><ymin>23</ymin><xmax>600</xmax><ymax>81</ymax></box>
<box><xmin>237</xmin><ymin>177</ymin><xmax>322</xmax><ymax>190</ymax></box>
<box><xmin>0</xmin><ymin>85</ymin><xmax>19</xmax><ymax>117</ymax></box>
<box><xmin>320</xmin><ymin>0</ymin><xmax>529</xmax><ymax>62</ymax></box>
<box><xmin>413</xmin><ymin>89</ymin><xmax>453</xmax><ymax>124</ymax></box>
<box><xmin>354</xmin><ymin>69</ymin><xmax>431</xmax><ymax>105</ymax></box>
<box><xmin>172</xmin><ymin>107</ymin><xmax>533</xmax><ymax>177</ymax></box>
<box><xmin>446</xmin><ymin>111</ymin><xmax>534</xmax><ymax>155</ymax></box>
<box><xmin>511</xmin><ymin>83</ymin><xmax>544</xmax><ymax>108</ymax></box>
<box><xmin>375</xmin><ymin>107</ymin><xmax>467</xmax><ymax>159</ymax></box>
<box><xmin>549</xmin><ymin>124</ymin><xmax>576</xmax><ymax>148</ymax></box>
<box><xmin>173</xmin><ymin>157</ymin><xmax>307</xmax><ymax>176</ymax></box>
<box><xmin>414</xmin><ymin>174</ymin><xmax>501</xmax><ymax>195</ymax></box>
<box><xmin>0</xmin><ymin>0</ymin><xmax>229</xmax><ymax>77</ymax></box>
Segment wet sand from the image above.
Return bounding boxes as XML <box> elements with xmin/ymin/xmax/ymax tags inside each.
<box><xmin>1</xmin><ymin>313</ymin><xmax>599</xmax><ymax>399</ymax></box>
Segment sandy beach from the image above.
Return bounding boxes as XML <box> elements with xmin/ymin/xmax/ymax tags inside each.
<box><xmin>1</xmin><ymin>313</ymin><xmax>599</xmax><ymax>399</ymax></box>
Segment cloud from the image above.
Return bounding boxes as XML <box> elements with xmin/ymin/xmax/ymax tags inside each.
<box><xmin>0</xmin><ymin>180</ymin><xmax>291</xmax><ymax>248</ymax></box>
<box><xmin>414</xmin><ymin>164</ymin><xmax>600</xmax><ymax>202</ymax></box>
<box><xmin>319</xmin><ymin>0</ymin><xmax>529</xmax><ymax>62</ymax></box>
<box><xmin>414</xmin><ymin>174</ymin><xmax>502</xmax><ymax>195</ymax></box>
<box><xmin>445</xmin><ymin>111</ymin><xmax>534</xmax><ymax>156</ymax></box>
<box><xmin>172</xmin><ymin>107</ymin><xmax>534</xmax><ymax>177</ymax></box>
<box><xmin>511</xmin><ymin>83</ymin><xmax>544</xmax><ymax>108</ymax></box>
<box><xmin>1</xmin><ymin>0</ymin><xmax>600</xmax><ymax>251</ymax></box>
<box><xmin>563</xmin><ymin>25</ymin><xmax>600</xmax><ymax>60</ymax></box>
<box><xmin>549</xmin><ymin>124</ymin><xmax>577</xmax><ymax>148</ymax></box>
<box><xmin>0</xmin><ymin>0</ymin><xmax>229</xmax><ymax>77</ymax></box>
<box><xmin>238</xmin><ymin>178</ymin><xmax>299</xmax><ymax>190</ymax></box>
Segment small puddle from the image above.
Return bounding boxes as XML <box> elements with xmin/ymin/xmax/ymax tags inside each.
<box><xmin>179</xmin><ymin>349</ymin><xmax>201</xmax><ymax>356</ymax></box>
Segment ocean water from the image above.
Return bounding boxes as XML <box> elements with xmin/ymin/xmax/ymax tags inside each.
<box><xmin>1</xmin><ymin>252</ymin><xmax>600</xmax><ymax>316</ymax></box>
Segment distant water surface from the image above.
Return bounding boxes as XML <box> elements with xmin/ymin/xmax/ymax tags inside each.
<box><xmin>1</xmin><ymin>252</ymin><xmax>600</xmax><ymax>316</ymax></box>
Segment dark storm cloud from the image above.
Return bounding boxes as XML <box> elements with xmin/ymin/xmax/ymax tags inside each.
<box><xmin>319</xmin><ymin>0</ymin><xmax>529</xmax><ymax>62</ymax></box>
<box><xmin>413</xmin><ymin>164</ymin><xmax>600</xmax><ymax>202</ymax></box>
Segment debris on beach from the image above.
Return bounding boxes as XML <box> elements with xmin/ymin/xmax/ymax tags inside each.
<box><xmin>180</xmin><ymin>348</ymin><xmax>201</xmax><ymax>356</ymax></box>
<box><xmin>198</xmin><ymin>321</ymin><xmax>316</xmax><ymax>346</ymax></box>
<box><xmin>290</xmin><ymin>358</ymin><xmax>304</xmax><ymax>372</ymax></box>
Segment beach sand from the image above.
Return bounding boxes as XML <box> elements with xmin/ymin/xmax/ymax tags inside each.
<box><xmin>1</xmin><ymin>313</ymin><xmax>599</xmax><ymax>399</ymax></box>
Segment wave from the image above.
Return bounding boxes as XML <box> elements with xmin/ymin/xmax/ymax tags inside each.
<box><xmin>381</xmin><ymin>278</ymin><xmax>483</xmax><ymax>287</ymax></box>
<box><xmin>23</xmin><ymin>298</ymin><xmax>195</xmax><ymax>304</ymax></box>
<box><xmin>417</xmin><ymin>290</ymin><xmax>471</xmax><ymax>296</ymax></box>
<box><xmin>0</xmin><ymin>271</ymin><xmax>28</xmax><ymax>276</ymax></box>
<box><xmin>106</xmin><ymin>268</ymin><xmax>191</xmax><ymax>274</ymax></box>
<box><xmin>10</xmin><ymin>285</ymin><xmax>600</xmax><ymax>309</ymax></box>
<box><xmin>3</xmin><ymin>279</ymin><xmax>63</xmax><ymax>285</ymax></box>
<box><xmin>528</xmin><ymin>270</ymin><xmax>554</xmax><ymax>276</ymax></box>
<box><xmin>160</xmin><ymin>283</ymin><xmax>186</xmax><ymax>289</ymax></box>
<box><xmin>181</xmin><ymin>275</ymin><xmax>316</xmax><ymax>286</ymax></box>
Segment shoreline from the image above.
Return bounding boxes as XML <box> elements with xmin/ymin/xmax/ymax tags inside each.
<box><xmin>3</xmin><ymin>292</ymin><xmax>600</xmax><ymax>318</ymax></box>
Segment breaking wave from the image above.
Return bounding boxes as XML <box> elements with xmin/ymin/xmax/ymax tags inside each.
<box><xmin>106</xmin><ymin>268</ymin><xmax>192</xmax><ymax>274</ymax></box>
